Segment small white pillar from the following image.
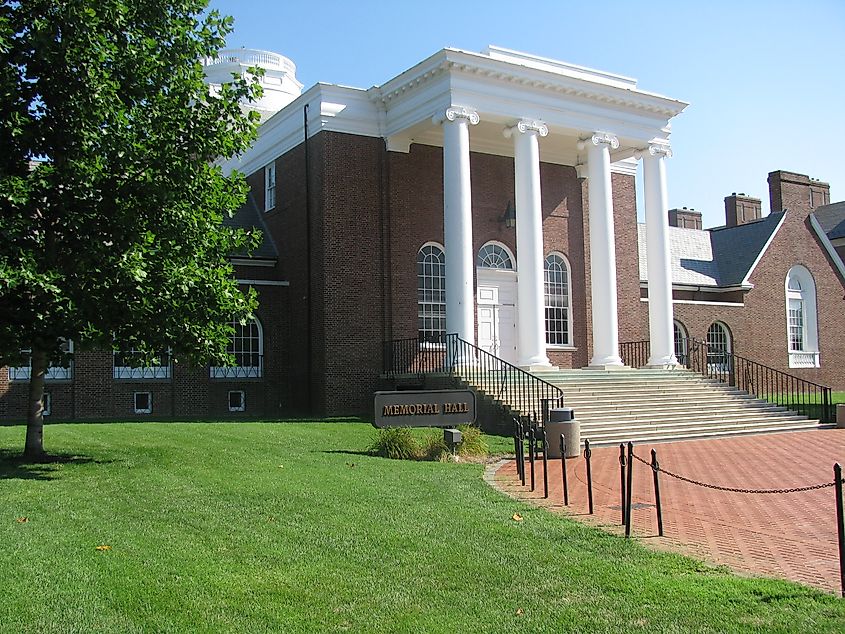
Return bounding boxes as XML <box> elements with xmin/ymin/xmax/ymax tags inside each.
<box><xmin>436</xmin><ymin>106</ymin><xmax>479</xmax><ymax>353</ymax></box>
<box><xmin>504</xmin><ymin>119</ymin><xmax>552</xmax><ymax>369</ymax></box>
<box><xmin>580</xmin><ymin>132</ymin><xmax>624</xmax><ymax>368</ymax></box>
<box><xmin>642</xmin><ymin>141</ymin><xmax>677</xmax><ymax>367</ymax></box>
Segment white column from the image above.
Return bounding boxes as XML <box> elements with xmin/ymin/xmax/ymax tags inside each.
<box><xmin>436</xmin><ymin>106</ymin><xmax>479</xmax><ymax>354</ymax></box>
<box><xmin>642</xmin><ymin>141</ymin><xmax>677</xmax><ymax>367</ymax></box>
<box><xmin>579</xmin><ymin>132</ymin><xmax>624</xmax><ymax>368</ymax></box>
<box><xmin>504</xmin><ymin>119</ymin><xmax>552</xmax><ymax>369</ymax></box>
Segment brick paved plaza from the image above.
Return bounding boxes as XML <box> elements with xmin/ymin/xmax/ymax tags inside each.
<box><xmin>490</xmin><ymin>429</ymin><xmax>845</xmax><ymax>594</ymax></box>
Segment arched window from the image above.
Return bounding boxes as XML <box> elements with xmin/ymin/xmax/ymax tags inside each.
<box><xmin>706</xmin><ymin>322</ymin><xmax>731</xmax><ymax>373</ymax></box>
<box><xmin>477</xmin><ymin>243</ymin><xmax>514</xmax><ymax>270</ymax></box>
<box><xmin>544</xmin><ymin>253</ymin><xmax>571</xmax><ymax>346</ymax></box>
<box><xmin>210</xmin><ymin>317</ymin><xmax>263</xmax><ymax>378</ymax></box>
<box><xmin>785</xmin><ymin>265</ymin><xmax>820</xmax><ymax>368</ymax></box>
<box><xmin>673</xmin><ymin>320</ymin><xmax>689</xmax><ymax>365</ymax></box>
<box><xmin>418</xmin><ymin>243</ymin><xmax>446</xmax><ymax>345</ymax></box>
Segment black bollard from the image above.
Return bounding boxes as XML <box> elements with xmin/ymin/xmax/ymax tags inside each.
<box><xmin>542</xmin><ymin>426</ymin><xmax>549</xmax><ymax>499</ymax></box>
<box><xmin>584</xmin><ymin>439</ymin><xmax>593</xmax><ymax>515</ymax></box>
<box><xmin>529</xmin><ymin>424</ymin><xmax>536</xmax><ymax>492</ymax></box>
<box><xmin>560</xmin><ymin>434</ymin><xmax>569</xmax><ymax>506</ymax></box>
<box><xmin>619</xmin><ymin>443</ymin><xmax>627</xmax><ymax>525</ymax></box>
<box><xmin>651</xmin><ymin>448</ymin><xmax>663</xmax><ymax>537</ymax></box>
<box><xmin>835</xmin><ymin>463</ymin><xmax>845</xmax><ymax>598</ymax></box>
<box><xmin>625</xmin><ymin>442</ymin><xmax>634</xmax><ymax>538</ymax></box>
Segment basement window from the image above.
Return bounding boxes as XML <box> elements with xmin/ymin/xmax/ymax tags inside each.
<box><xmin>134</xmin><ymin>392</ymin><xmax>152</xmax><ymax>414</ymax></box>
<box><xmin>228</xmin><ymin>390</ymin><xmax>246</xmax><ymax>412</ymax></box>
<box><xmin>42</xmin><ymin>392</ymin><xmax>52</xmax><ymax>417</ymax></box>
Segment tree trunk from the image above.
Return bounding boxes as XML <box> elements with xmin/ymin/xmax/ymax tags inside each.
<box><xmin>23</xmin><ymin>347</ymin><xmax>48</xmax><ymax>460</ymax></box>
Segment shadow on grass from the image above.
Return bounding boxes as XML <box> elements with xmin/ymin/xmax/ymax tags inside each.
<box><xmin>321</xmin><ymin>450</ymin><xmax>374</xmax><ymax>457</ymax></box>
<box><xmin>0</xmin><ymin>449</ymin><xmax>114</xmax><ymax>481</ymax></box>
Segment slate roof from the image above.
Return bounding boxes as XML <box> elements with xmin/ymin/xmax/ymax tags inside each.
<box><xmin>638</xmin><ymin>211</ymin><xmax>784</xmax><ymax>287</ymax></box>
<box><xmin>222</xmin><ymin>193</ymin><xmax>279</xmax><ymax>261</ymax></box>
<box><xmin>814</xmin><ymin>201</ymin><xmax>845</xmax><ymax>240</ymax></box>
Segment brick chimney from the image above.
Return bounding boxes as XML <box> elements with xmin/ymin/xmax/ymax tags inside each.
<box><xmin>668</xmin><ymin>207</ymin><xmax>703</xmax><ymax>229</ymax></box>
<box><xmin>768</xmin><ymin>170</ymin><xmax>831</xmax><ymax>215</ymax></box>
<box><xmin>724</xmin><ymin>193</ymin><xmax>762</xmax><ymax>226</ymax></box>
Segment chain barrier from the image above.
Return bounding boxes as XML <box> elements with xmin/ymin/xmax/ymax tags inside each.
<box><xmin>630</xmin><ymin>451</ymin><xmax>835</xmax><ymax>494</ymax></box>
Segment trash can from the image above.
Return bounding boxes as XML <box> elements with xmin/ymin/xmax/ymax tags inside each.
<box><xmin>837</xmin><ymin>404</ymin><xmax>845</xmax><ymax>429</ymax></box>
<box><xmin>546</xmin><ymin>407</ymin><xmax>579</xmax><ymax>459</ymax></box>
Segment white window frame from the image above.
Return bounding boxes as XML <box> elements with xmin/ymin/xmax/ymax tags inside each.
<box><xmin>544</xmin><ymin>252</ymin><xmax>572</xmax><ymax>348</ymax></box>
<box><xmin>210</xmin><ymin>318</ymin><xmax>264</xmax><ymax>379</ymax></box>
<box><xmin>673</xmin><ymin>320</ymin><xmax>689</xmax><ymax>365</ymax></box>
<box><xmin>228</xmin><ymin>390</ymin><xmax>246</xmax><ymax>412</ymax></box>
<box><xmin>785</xmin><ymin>265</ymin><xmax>820</xmax><ymax>368</ymax></box>
<box><xmin>477</xmin><ymin>242</ymin><xmax>515</xmax><ymax>270</ymax></box>
<box><xmin>417</xmin><ymin>242</ymin><xmax>446</xmax><ymax>347</ymax></box>
<box><xmin>9</xmin><ymin>340</ymin><xmax>74</xmax><ymax>381</ymax></box>
<box><xmin>43</xmin><ymin>392</ymin><xmax>52</xmax><ymax>417</ymax></box>
<box><xmin>114</xmin><ymin>348</ymin><xmax>171</xmax><ymax>379</ymax></box>
<box><xmin>264</xmin><ymin>162</ymin><xmax>276</xmax><ymax>212</ymax></box>
<box><xmin>133</xmin><ymin>391</ymin><xmax>152</xmax><ymax>414</ymax></box>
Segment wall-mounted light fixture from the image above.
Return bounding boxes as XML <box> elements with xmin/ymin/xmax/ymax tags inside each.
<box><xmin>500</xmin><ymin>200</ymin><xmax>517</xmax><ymax>228</ymax></box>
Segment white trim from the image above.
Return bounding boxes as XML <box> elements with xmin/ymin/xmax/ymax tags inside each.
<box><xmin>231</xmin><ymin>258</ymin><xmax>276</xmax><ymax>268</ymax></box>
<box><xmin>546</xmin><ymin>345</ymin><xmax>578</xmax><ymax>351</ymax></box>
<box><xmin>741</xmin><ymin>211</ymin><xmax>788</xmax><ymax>286</ymax></box>
<box><xmin>809</xmin><ymin>213</ymin><xmax>845</xmax><ymax>283</ymax></box>
<box><xmin>785</xmin><ymin>265</ymin><xmax>820</xmax><ymax>368</ymax></box>
<box><xmin>228</xmin><ymin>390</ymin><xmax>246</xmax><ymax>412</ymax></box>
<box><xmin>641</xmin><ymin>297</ymin><xmax>745</xmax><ymax>307</ymax></box>
<box><xmin>236</xmin><ymin>279</ymin><xmax>290</xmax><ymax>286</ymax></box>
<box><xmin>133</xmin><ymin>392</ymin><xmax>152</xmax><ymax>414</ymax></box>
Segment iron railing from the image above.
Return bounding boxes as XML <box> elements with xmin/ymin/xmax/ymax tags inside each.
<box><xmin>382</xmin><ymin>333</ymin><xmax>563</xmax><ymax>423</ymax></box>
<box><xmin>620</xmin><ymin>338</ymin><xmax>834</xmax><ymax>422</ymax></box>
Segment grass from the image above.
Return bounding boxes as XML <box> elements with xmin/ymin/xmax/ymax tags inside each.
<box><xmin>764</xmin><ymin>391</ymin><xmax>845</xmax><ymax>422</ymax></box>
<box><xmin>1</xmin><ymin>421</ymin><xmax>843</xmax><ymax>633</ymax></box>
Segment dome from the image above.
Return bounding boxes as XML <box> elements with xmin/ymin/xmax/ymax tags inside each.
<box><xmin>202</xmin><ymin>48</ymin><xmax>303</xmax><ymax>121</ymax></box>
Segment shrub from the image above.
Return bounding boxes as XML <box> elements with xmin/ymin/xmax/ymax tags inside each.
<box><xmin>456</xmin><ymin>424</ymin><xmax>487</xmax><ymax>457</ymax></box>
<box><xmin>421</xmin><ymin>431</ymin><xmax>448</xmax><ymax>462</ymax></box>
<box><xmin>369</xmin><ymin>427</ymin><xmax>420</xmax><ymax>460</ymax></box>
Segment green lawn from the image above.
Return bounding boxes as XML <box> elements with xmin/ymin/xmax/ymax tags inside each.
<box><xmin>1</xmin><ymin>421</ymin><xmax>844</xmax><ymax>633</ymax></box>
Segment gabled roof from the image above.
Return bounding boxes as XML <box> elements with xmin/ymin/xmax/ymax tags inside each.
<box><xmin>638</xmin><ymin>212</ymin><xmax>785</xmax><ymax>288</ymax></box>
<box><xmin>223</xmin><ymin>193</ymin><xmax>278</xmax><ymax>261</ymax></box>
<box><xmin>814</xmin><ymin>201</ymin><xmax>845</xmax><ymax>240</ymax></box>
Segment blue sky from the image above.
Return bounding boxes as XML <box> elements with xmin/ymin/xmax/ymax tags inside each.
<box><xmin>208</xmin><ymin>0</ymin><xmax>844</xmax><ymax>229</ymax></box>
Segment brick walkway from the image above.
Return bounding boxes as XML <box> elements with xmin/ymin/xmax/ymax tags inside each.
<box><xmin>489</xmin><ymin>429</ymin><xmax>845</xmax><ymax>594</ymax></box>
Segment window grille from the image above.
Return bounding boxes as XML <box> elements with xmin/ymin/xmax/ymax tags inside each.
<box><xmin>673</xmin><ymin>320</ymin><xmax>689</xmax><ymax>365</ymax></box>
<box><xmin>114</xmin><ymin>348</ymin><xmax>171</xmax><ymax>379</ymax></box>
<box><xmin>210</xmin><ymin>318</ymin><xmax>263</xmax><ymax>378</ymax></box>
<box><xmin>477</xmin><ymin>243</ymin><xmax>514</xmax><ymax>269</ymax></box>
<box><xmin>544</xmin><ymin>254</ymin><xmax>570</xmax><ymax>346</ymax></box>
<box><xmin>8</xmin><ymin>340</ymin><xmax>74</xmax><ymax>381</ymax></box>
<box><xmin>417</xmin><ymin>244</ymin><xmax>446</xmax><ymax>345</ymax></box>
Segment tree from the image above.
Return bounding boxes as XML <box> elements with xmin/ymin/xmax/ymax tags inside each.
<box><xmin>0</xmin><ymin>0</ymin><xmax>262</xmax><ymax>459</ymax></box>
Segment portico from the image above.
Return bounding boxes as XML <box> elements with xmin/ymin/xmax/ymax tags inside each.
<box><xmin>379</xmin><ymin>46</ymin><xmax>688</xmax><ymax>370</ymax></box>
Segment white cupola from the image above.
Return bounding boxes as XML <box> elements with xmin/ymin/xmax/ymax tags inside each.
<box><xmin>202</xmin><ymin>48</ymin><xmax>303</xmax><ymax>122</ymax></box>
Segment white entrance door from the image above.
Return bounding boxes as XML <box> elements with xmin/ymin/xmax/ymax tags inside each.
<box><xmin>477</xmin><ymin>270</ymin><xmax>518</xmax><ymax>366</ymax></box>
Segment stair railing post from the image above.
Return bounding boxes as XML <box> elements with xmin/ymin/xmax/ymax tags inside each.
<box><xmin>560</xmin><ymin>434</ymin><xmax>569</xmax><ymax>506</ymax></box>
<box><xmin>835</xmin><ymin>463</ymin><xmax>845</xmax><ymax>598</ymax></box>
<box><xmin>651</xmin><ymin>448</ymin><xmax>663</xmax><ymax>537</ymax></box>
<box><xmin>542</xmin><ymin>425</ymin><xmax>549</xmax><ymax>499</ymax></box>
<box><xmin>584</xmin><ymin>439</ymin><xmax>593</xmax><ymax>515</ymax></box>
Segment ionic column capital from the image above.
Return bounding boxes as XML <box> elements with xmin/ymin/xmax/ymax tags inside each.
<box><xmin>577</xmin><ymin>131</ymin><xmax>619</xmax><ymax>150</ymax></box>
<box><xmin>433</xmin><ymin>106</ymin><xmax>480</xmax><ymax>126</ymax></box>
<box><xmin>503</xmin><ymin>118</ymin><xmax>548</xmax><ymax>139</ymax></box>
<box><xmin>645</xmin><ymin>140</ymin><xmax>673</xmax><ymax>158</ymax></box>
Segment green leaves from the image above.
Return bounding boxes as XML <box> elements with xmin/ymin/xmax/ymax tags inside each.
<box><xmin>0</xmin><ymin>0</ymin><xmax>259</xmax><ymax>367</ymax></box>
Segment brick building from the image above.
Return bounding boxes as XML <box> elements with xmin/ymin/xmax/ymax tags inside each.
<box><xmin>2</xmin><ymin>46</ymin><xmax>844</xmax><ymax>422</ymax></box>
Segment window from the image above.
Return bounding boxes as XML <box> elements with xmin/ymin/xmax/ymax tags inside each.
<box><xmin>43</xmin><ymin>392</ymin><xmax>52</xmax><ymax>417</ymax></box>
<box><xmin>9</xmin><ymin>340</ymin><xmax>74</xmax><ymax>381</ymax></box>
<box><xmin>417</xmin><ymin>243</ymin><xmax>446</xmax><ymax>345</ymax></box>
<box><xmin>477</xmin><ymin>243</ymin><xmax>514</xmax><ymax>269</ymax></box>
<box><xmin>673</xmin><ymin>320</ymin><xmax>689</xmax><ymax>365</ymax></box>
<box><xmin>210</xmin><ymin>318</ymin><xmax>263</xmax><ymax>378</ymax></box>
<box><xmin>544</xmin><ymin>253</ymin><xmax>571</xmax><ymax>346</ymax></box>
<box><xmin>785</xmin><ymin>265</ymin><xmax>819</xmax><ymax>368</ymax></box>
<box><xmin>264</xmin><ymin>162</ymin><xmax>276</xmax><ymax>211</ymax></box>
<box><xmin>114</xmin><ymin>348</ymin><xmax>171</xmax><ymax>379</ymax></box>
<box><xmin>228</xmin><ymin>390</ymin><xmax>246</xmax><ymax>412</ymax></box>
<box><xmin>706</xmin><ymin>322</ymin><xmax>731</xmax><ymax>373</ymax></box>
<box><xmin>133</xmin><ymin>392</ymin><xmax>152</xmax><ymax>414</ymax></box>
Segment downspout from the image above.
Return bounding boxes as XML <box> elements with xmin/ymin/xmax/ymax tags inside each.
<box><xmin>304</xmin><ymin>104</ymin><xmax>313</xmax><ymax>413</ymax></box>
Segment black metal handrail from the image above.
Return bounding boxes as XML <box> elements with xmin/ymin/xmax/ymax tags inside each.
<box><xmin>620</xmin><ymin>338</ymin><xmax>834</xmax><ymax>422</ymax></box>
<box><xmin>382</xmin><ymin>334</ymin><xmax>564</xmax><ymax>423</ymax></box>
